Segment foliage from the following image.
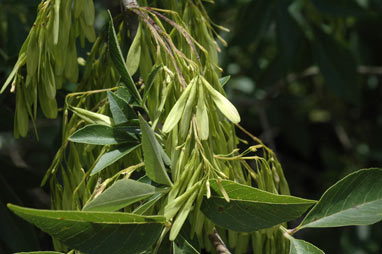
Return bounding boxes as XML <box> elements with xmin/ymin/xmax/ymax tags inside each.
<box><xmin>1</xmin><ymin>0</ymin><xmax>382</xmax><ymax>254</ymax></box>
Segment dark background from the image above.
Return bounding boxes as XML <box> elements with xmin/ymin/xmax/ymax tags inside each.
<box><xmin>0</xmin><ymin>0</ymin><xmax>381</xmax><ymax>253</ymax></box>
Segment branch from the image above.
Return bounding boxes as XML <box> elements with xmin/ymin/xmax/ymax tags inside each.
<box><xmin>208</xmin><ymin>228</ymin><xmax>231</xmax><ymax>254</ymax></box>
<box><xmin>120</xmin><ymin>0</ymin><xmax>139</xmax><ymax>38</ymax></box>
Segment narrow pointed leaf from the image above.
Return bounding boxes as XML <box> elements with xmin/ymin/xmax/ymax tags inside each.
<box><xmin>299</xmin><ymin>168</ymin><xmax>382</xmax><ymax>229</ymax></box>
<box><xmin>139</xmin><ymin>115</ymin><xmax>172</xmax><ymax>185</ymax></box>
<box><xmin>289</xmin><ymin>238</ymin><xmax>325</xmax><ymax>254</ymax></box>
<box><xmin>8</xmin><ymin>204</ymin><xmax>165</xmax><ymax>254</ymax></box>
<box><xmin>108</xmin><ymin>11</ymin><xmax>142</xmax><ymax>104</ymax></box>
<box><xmin>133</xmin><ymin>192</ymin><xmax>165</xmax><ymax>215</ymax></box>
<box><xmin>107</xmin><ymin>91</ymin><xmax>138</xmax><ymax>124</ymax></box>
<box><xmin>91</xmin><ymin>144</ymin><xmax>141</xmax><ymax>176</ymax></box>
<box><xmin>218</xmin><ymin>75</ymin><xmax>230</xmax><ymax>87</ymax></box>
<box><xmin>69</xmin><ymin>124</ymin><xmax>138</xmax><ymax>145</ymax></box>
<box><xmin>173</xmin><ymin>234</ymin><xmax>200</xmax><ymax>254</ymax></box>
<box><xmin>83</xmin><ymin>179</ymin><xmax>162</xmax><ymax>212</ymax></box>
<box><xmin>201</xmin><ymin>179</ymin><xmax>316</xmax><ymax>232</ymax></box>
<box><xmin>143</xmin><ymin>65</ymin><xmax>162</xmax><ymax>103</ymax></box>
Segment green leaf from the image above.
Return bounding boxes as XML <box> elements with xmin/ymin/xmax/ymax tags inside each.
<box><xmin>299</xmin><ymin>168</ymin><xmax>382</xmax><ymax>229</ymax></box>
<box><xmin>107</xmin><ymin>11</ymin><xmax>142</xmax><ymax>105</ymax></box>
<box><xmin>313</xmin><ymin>27</ymin><xmax>359</xmax><ymax>102</ymax></box>
<box><xmin>8</xmin><ymin>204</ymin><xmax>165</xmax><ymax>254</ymax></box>
<box><xmin>126</xmin><ymin>23</ymin><xmax>142</xmax><ymax>76</ymax></box>
<box><xmin>218</xmin><ymin>75</ymin><xmax>230</xmax><ymax>87</ymax></box>
<box><xmin>69</xmin><ymin>124</ymin><xmax>138</xmax><ymax>145</ymax></box>
<box><xmin>143</xmin><ymin>65</ymin><xmax>162</xmax><ymax>103</ymax></box>
<box><xmin>133</xmin><ymin>192</ymin><xmax>165</xmax><ymax>215</ymax></box>
<box><xmin>289</xmin><ymin>237</ymin><xmax>325</xmax><ymax>254</ymax></box>
<box><xmin>201</xmin><ymin>179</ymin><xmax>316</xmax><ymax>232</ymax></box>
<box><xmin>91</xmin><ymin>144</ymin><xmax>141</xmax><ymax>176</ymax></box>
<box><xmin>107</xmin><ymin>91</ymin><xmax>138</xmax><ymax>124</ymax></box>
<box><xmin>173</xmin><ymin>234</ymin><xmax>200</xmax><ymax>254</ymax></box>
<box><xmin>83</xmin><ymin>179</ymin><xmax>162</xmax><ymax>212</ymax></box>
<box><xmin>139</xmin><ymin>115</ymin><xmax>173</xmax><ymax>186</ymax></box>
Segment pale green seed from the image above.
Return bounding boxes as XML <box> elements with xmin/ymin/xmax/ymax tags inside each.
<box><xmin>126</xmin><ymin>23</ymin><xmax>142</xmax><ymax>76</ymax></box>
<box><xmin>201</xmin><ymin>76</ymin><xmax>240</xmax><ymax>124</ymax></box>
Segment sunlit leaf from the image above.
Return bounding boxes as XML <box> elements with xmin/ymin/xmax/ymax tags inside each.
<box><xmin>83</xmin><ymin>179</ymin><xmax>163</xmax><ymax>212</ymax></box>
<box><xmin>201</xmin><ymin>179</ymin><xmax>316</xmax><ymax>232</ymax></box>
<box><xmin>69</xmin><ymin>124</ymin><xmax>138</xmax><ymax>145</ymax></box>
<box><xmin>139</xmin><ymin>115</ymin><xmax>172</xmax><ymax>185</ymax></box>
<box><xmin>91</xmin><ymin>144</ymin><xmax>141</xmax><ymax>176</ymax></box>
<box><xmin>108</xmin><ymin>11</ymin><xmax>142</xmax><ymax>104</ymax></box>
<box><xmin>299</xmin><ymin>168</ymin><xmax>382</xmax><ymax>229</ymax></box>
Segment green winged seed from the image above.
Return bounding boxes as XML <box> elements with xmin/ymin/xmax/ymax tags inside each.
<box><xmin>26</xmin><ymin>29</ymin><xmax>39</xmax><ymax>77</ymax></box>
<box><xmin>44</xmin><ymin>63</ymin><xmax>56</xmax><ymax>100</ymax></box>
<box><xmin>162</xmin><ymin>78</ymin><xmax>196</xmax><ymax>133</ymax></box>
<box><xmin>15</xmin><ymin>84</ymin><xmax>29</xmax><ymax>137</ymax></box>
<box><xmin>126</xmin><ymin>23</ymin><xmax>142</xmax><ymax>76</ymax></box>
<box><xmin>83</xmin><ymin>0</ymin><xmax>95</xmax><ymax>26</ymax></box>
<box><xmin>196</xmin><ymin>85</ymin><xmax>209</xmax><ymax>140</ymax></box>
<box><xmin>53</xmin><ymin>0</ymin><xmax>60</xmax><ymax>44</ymax></box>
<box><xmin>70</xmin><ymin>107</ymin><xmax>112</xmax><ymax>126</ymax></box>
<box><xmin>201</xmin><ymin>76</ymin><xmax>240</xmax><ymax>124</ymax></box>
<box><xmin>180</xmin><ymin>78</ymin><xmax>197</xmax><ymax>138</ymax></box>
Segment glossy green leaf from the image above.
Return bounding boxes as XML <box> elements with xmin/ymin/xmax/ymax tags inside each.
<box><xmin>299</xmin><ymin>168</ymin><xmax>382</xmax><ymax>229</ymax></box>
<box><xmin>126</xmin><ymin>23</ymin><xmax>142</xmax><ymax>76</ymax></box>
<box><xmin>107</xmin><ymin>91</ymin><xmax>138</xmax><ymax>124</ymax></box>
<box><xmin>143</xmin><ymin>65</ymin><xmax>162</xmax><ymax>103</ymax></box>
<box><xmin>173</xmin><ymin>234</ymin><xmax>200</xmax><ymax>254</ymax></box>
<box><xmin>218</xmin><ymin>75</ymin><xmax>230</xmax><ymax>87</ymax></box>
<box><xmin>69</xmin><ymin>124</ymin><xmax>138</xmax><ymax>145</ymax></box>
<box><xmin>133</xmin><ymin>192</ymin><xmax>165</xmax><ymax>215</ymax></box>
<box><xmin>201</xmin><ymin>179</ymin><xmax>316</xmax><ymax>232</ymax></box>
<box><xmin>313</xmin><ymin>27</ymin><xmax>359</xmax><ymax>102</ymax></box>
<box><xmin>139</xmin><ymin>115</ymin><xmax>172</xmax><ymax>185</ymax></box>
<box><xmin>107</xmin><ymin>11</ymin><xmax>142</xmax><ymax>105</ymax></box>
<box><xmin>91</xmin><ymin>144</ymin><xmax>141</xmax><ymax>176</ymax></box>
<box><xmin>83</xmin><ymin>179</ymin><xmax>162</xmax><ymax>212</ymax></box>
<box><xmin>289</xmin><ymin>237</ymin><xmax>325</xmax><ymax>254</ymax></box>
<box><xmin>8</xmin><ymin>204</ymin><xmax>165</xmax><ymax>254</ymax></box>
